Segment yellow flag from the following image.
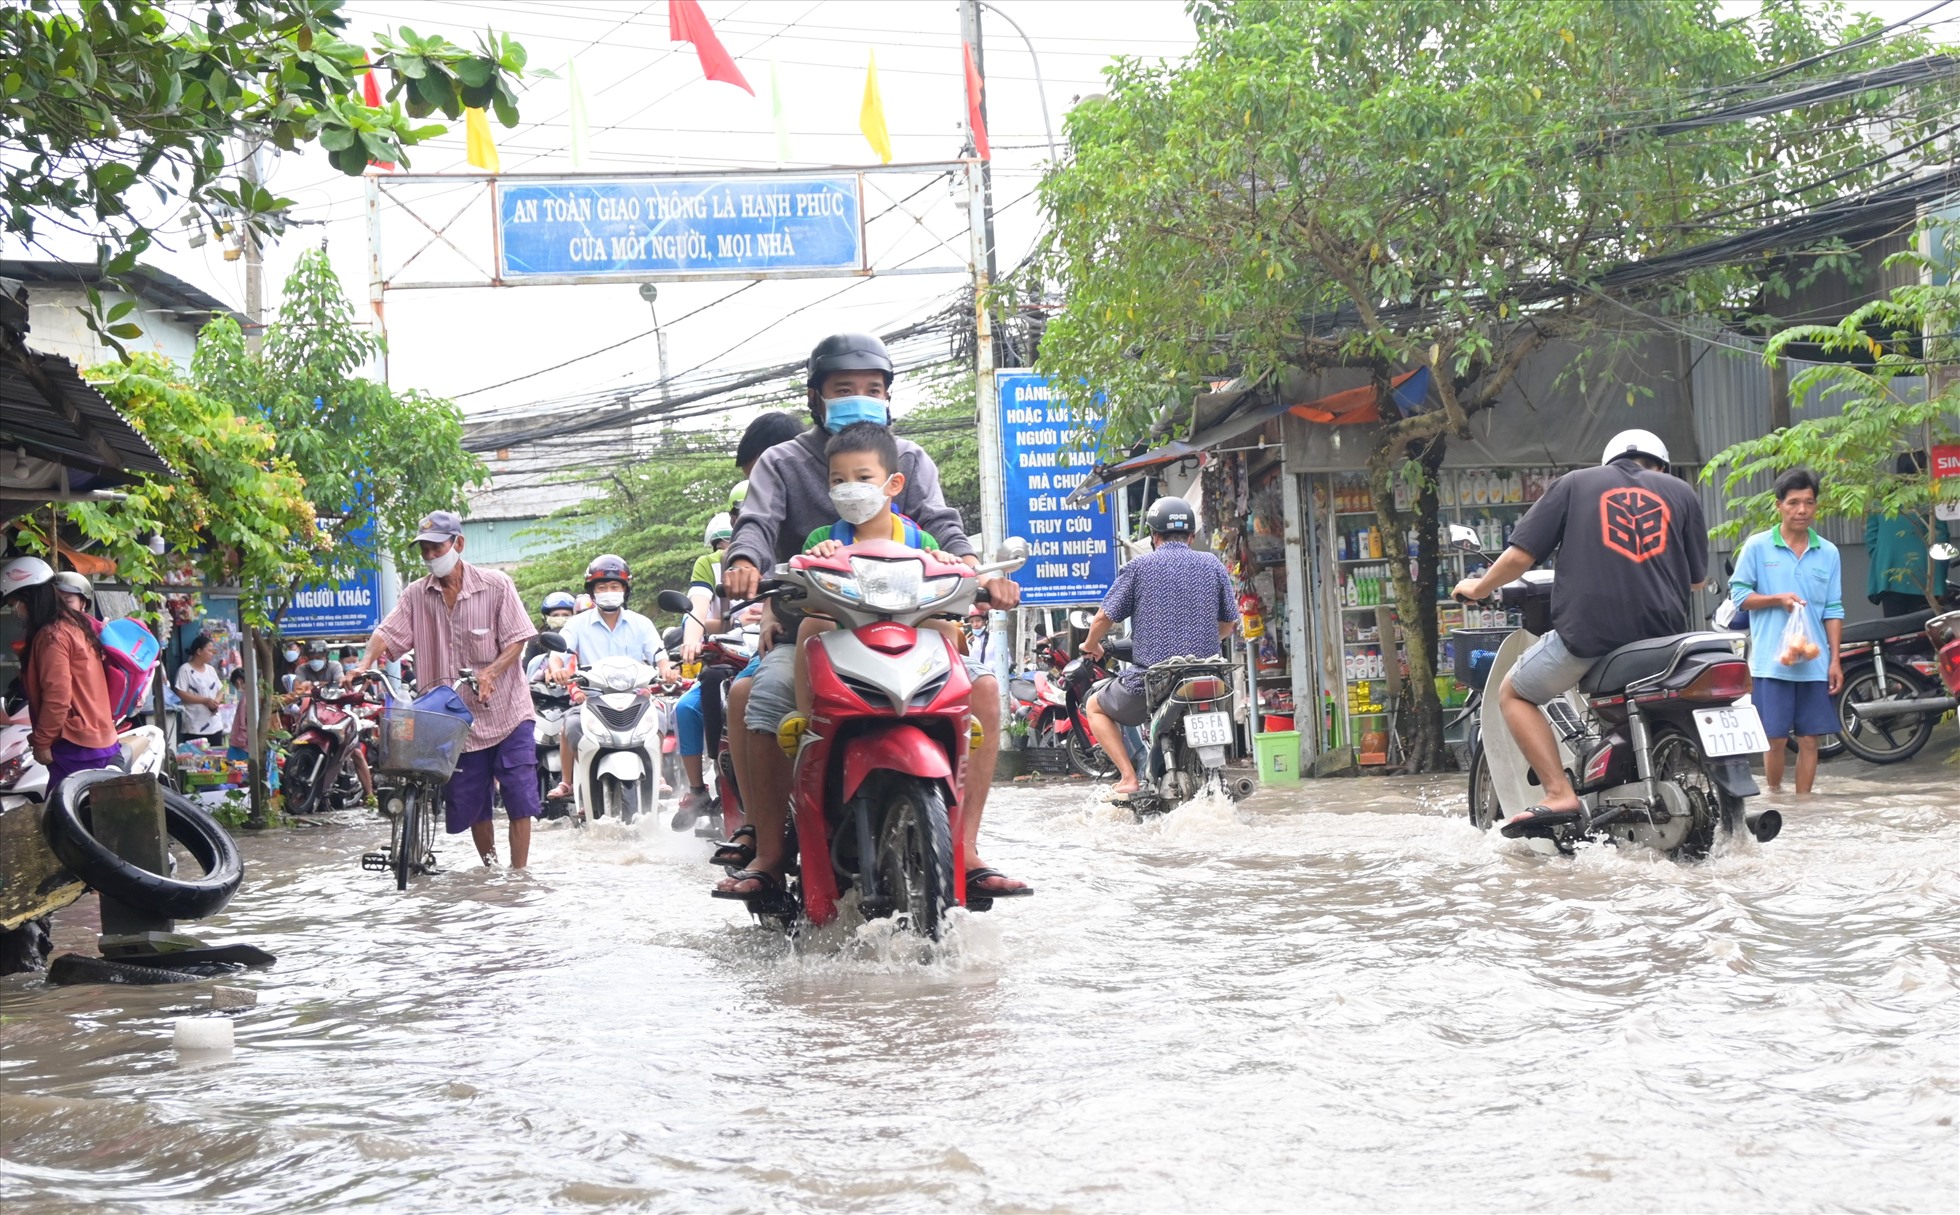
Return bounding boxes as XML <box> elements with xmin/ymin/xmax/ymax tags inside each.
<box><xmin>859</xmin><ymin>50</ymin><xmax>892</xmax><ymax>165</ymax></box>
<box><xmin>465</xmin><ymin>107</ymin><xmax>501</xmax><ymax>173</ymax></box>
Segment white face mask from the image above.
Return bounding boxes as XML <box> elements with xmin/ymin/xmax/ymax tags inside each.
<box><xmin>545</xmin><ymin>614</ymin><xmax>571</xmax><ymax>630</ymax></box>
<box><xmin>424</xmin><ymin>547</ymin><xmax>460</xmax><ymax>578</ymax></box>
<box><xmin>830</xmin><ymin>480</ymin><xmax>891</xmax><ymax>526</ymax></box>
<box><xmin>308</xmin><ymin>659</ymin><xmax>326</xmax><ymax>672</ymax></box>
<box><xmin>594</xmin><ymin>591</ymin><xmax>626</xmax><ymax>612</ymax></box>
<box><xmin>282</xmin><ymin>649</ymin><xmax>299</xmax><ymax>662</ymax></box>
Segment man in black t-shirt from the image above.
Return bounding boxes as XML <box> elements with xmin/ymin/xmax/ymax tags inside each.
<box><xmin>1451</xmin><ymin>429</ymin><xmax>1708</xmax><ymax>834</ymax></box>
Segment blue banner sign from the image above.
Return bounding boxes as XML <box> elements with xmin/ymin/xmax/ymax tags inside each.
<box><xmin>997</xmin><ymin>371</ymin><xmax>1117</xmax><ymax>606</ymax></box>
<box><xmin>281</xmin><ymin>565</ymin><xmax>381</xmax><ymax>638</ymax></box>
<box><xmin>497</xmin><ymin>176</ymin><xmax>864</xmax><ymax>280</ymax></box>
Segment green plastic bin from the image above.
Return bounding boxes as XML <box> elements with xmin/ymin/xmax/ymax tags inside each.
<box><xmin>1253</xmin><ymin>731</ymin><xmax>1301</xmax><ymax>785</ymax></box>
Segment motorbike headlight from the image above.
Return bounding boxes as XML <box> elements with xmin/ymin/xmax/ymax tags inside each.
<box><xmin>809</xmin><ymin>568</ymin><xmax>861</xmax><ymax>603</ymax></box>
<box><xmin>920</xmin><ymin>573</ymin><xmax>964</xmax><ymax>605</ymax></box>
<box><xmin>850</xmin><ymin>557</ymin><xmax>924</xmax><ymax>612</ymax></box>
<box><xmin>604</xmin><ymin>669</ymin><xmax>637</xmax><ymax>693</ymax></box>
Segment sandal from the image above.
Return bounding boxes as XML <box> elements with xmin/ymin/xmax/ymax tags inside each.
<box><xmin>709</xmin><ymin>824</ymin><xmax>756</xmax><ymax>869</ymax></box>
<box><xmin>711</xmin><ymin>868</ymin><xmax>789</xmax><ymax>911</ymax></box>
<box><xmin>545</xmin><ymin>781</ymin><xmax>571</xmax><ymax>801</ymax></box>
<box><xmin>965</xmin><ymin>867</ymin><xmax>1032</xmax><ymax>901</ymax></box>
<box><xmin>1499</xmin><ymin>804</ymin><xmax>1585</xmax><ymax>839</ymax></box>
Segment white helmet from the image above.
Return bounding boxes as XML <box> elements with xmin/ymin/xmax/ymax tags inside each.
<box><xmin>1601</xmin><ymin>428</ymin><xmax>1669</xmax><ymax>467</ymax></box>
<box><xmin>704</xmin><ymin>511</ymin><xmax>733</xmax><ymax>548</ymax></box>
<box><xmin>53</xmin><ymin>570</ymin><xmax>93</xmax><ymax>601</ymax></box>
<box><xmin>0</xmin><ymin>556</ymin><xmax>54</xmax><ymax>601</ymax></box>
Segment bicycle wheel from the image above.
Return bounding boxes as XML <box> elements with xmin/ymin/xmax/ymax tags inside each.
<box><xmin>394</xmin><ymin>787</ymin><xmax>420</xmax><ymax>891</ymax></box>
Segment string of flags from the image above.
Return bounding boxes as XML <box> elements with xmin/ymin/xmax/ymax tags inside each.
<box><xmin>364</xmin><ymin>2</ymin><xmax>993</xmax><ymax>173</ymax></box>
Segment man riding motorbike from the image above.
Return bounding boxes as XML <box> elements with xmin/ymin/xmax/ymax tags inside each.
<box><xmin>1450</xmin><ymin>430</ymin><xmax>1709</xmax><ymax>838</ymax></box>
<box><xmin>673</xmin><ymin>505</ymin><xmax>738</xmax><ymax>822</ymax></box>
<box><xmin>544</xmin><ymin>555</ymin><xmax>675</xmax><ymax>802</ymax></box>
<box><xmin>1080</xmin><ymin>496</ymin><xmax>1240</xmax><ymax>799</ymax></box>
<box><xmin>718</xmin><ymin>333</ymin><xmax>1029</xmax><ymax>905</ymax></box>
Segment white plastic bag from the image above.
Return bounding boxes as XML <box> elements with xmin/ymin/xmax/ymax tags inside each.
<box><xmin>1777</xmin><ymin>602</ymin><xmax>1821</xmax><ymax>667</ymax></box>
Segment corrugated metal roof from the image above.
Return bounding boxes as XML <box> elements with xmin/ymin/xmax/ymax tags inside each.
<box><xmin>0</xmin><ymin>332</ymin><xmax>172</xmax><ymax>484</ymax></box>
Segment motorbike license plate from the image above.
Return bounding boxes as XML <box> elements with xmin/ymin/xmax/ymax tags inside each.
<box><xmin>1693</xmin><ymin>705</ymin><xmax>1768</xmax><ymax>757</ymax></box>
<box><xmin>1183</xmin><ymin>711</ymin><xmax>1232</xmax><ymax>748</ymax></box>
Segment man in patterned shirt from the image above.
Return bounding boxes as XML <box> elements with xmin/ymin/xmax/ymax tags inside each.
<box><xmin>1081</xmin><ymin>496</ymin><xmax>1240</xmax><ymax>797</ymax></box>
<box><xmin>355</xmin><ymin>511</ymin><xmax>540</xmax><ymax>868</ymax></box>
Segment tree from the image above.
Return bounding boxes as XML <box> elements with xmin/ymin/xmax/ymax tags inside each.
<box><xmin>192</xmin><ymin>248</ymin><xmax>486</xmax><ymax>590</ymax></box>
<box><xmin>897</xmin><ymin>373</ymin><xmax>981</xmax><ymax>526</ymax></box>
<box><xmin>1036</xmin><ymin>0</ymin><xmax>1952</xmax><ymax>768</ymax></box>
<box><xmin>1704</xmin><ymin>249</ymin><xmax>1960</xmax><ymax>598</ymax></box>
<box><xmin>14</xmin><ymin>353</ymin><xmax>321</xmax><ymax>627</ymax></box>
<box><xmin>0</xmin><ymin>2</ymin><xmax>527</xmax><ymax>349</ymax></box>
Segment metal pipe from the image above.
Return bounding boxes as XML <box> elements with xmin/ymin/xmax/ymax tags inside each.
<box><xmin>977</xmin><ymin>1</ymin><xmax>1059</xmax><ymax>164</ymax></box>
<box><xmin>1846</xmin><ymin>695</ymin><xmax>1957</xmax><ymax>719</ymax></box>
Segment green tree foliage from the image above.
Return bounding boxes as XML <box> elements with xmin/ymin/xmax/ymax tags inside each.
<box><xmin>41</xmin><ymin>355</ymin><xmax>319</xmax><ymax>628</ymax></box>
<box><xmin>896</xmin><ymin>374</ymin><xmax>981</xmax><ymax>527</ymax></box>
<box><xmin>192</xmin><ymin>248</ymin><xmax>485</xmax><ymax>589</ymax></box>
<box><xmin>1704</xmin><ymin>244</ymin><xmax>1960</xmax><ymax>582</ymax></box>
<box><xmin>1038</xmin><ymin>0</ymin><xmax>1953</xmax><ymax>768</ymax></box>
<box><xmin>0</xmin><ymin>1</ymin><xmax>526</xmax><ymax>350</ymax></box>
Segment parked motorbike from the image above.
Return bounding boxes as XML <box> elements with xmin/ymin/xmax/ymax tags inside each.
<box><xmin>534</xmin><ymin>633</ymin><xmax>661</xmax><ymax>826</ymax></box>
<box><xmin>1837</xmin><ymin>544</ymin><xmax>1960</xmax><ymax>763</ymax></box>
<box><xmin>281</xmin><ymin>683</ymin><xmax>377</xmax><ymax>814</ymax></box>
<box><xmin>531</xmin><ymin>677</ymin><xmax>575</xmax><ymax>820</ymax></box>
<box><xmin>1056</xmin><ymin>648</ymin><xmax>1123</xmax><ymax>779</ymax></box>
<box><xmin>1096</xmin><ymin>639</ymin><xmax>1254</xmax><ymax>818</ymax></box>
<box><xmin>1452</xmin><ymin>526</ymin><xmax>1777</xmax><ymax>860</ymax></box>
<box><xmin>1</xmin><ymin>694</ymin><xmax>170</xmax><ymax>811</ymax></box>
<box><xmin>728</xmin><ymin>537</ymin><xmax>1029</xmax><ymax>940</ymax></box>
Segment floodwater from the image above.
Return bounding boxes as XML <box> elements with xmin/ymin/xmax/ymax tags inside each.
<box><xmin>4</xmin><ymin>741</ymin><xmax>1958</xmax><ymax>1213</ymax></box>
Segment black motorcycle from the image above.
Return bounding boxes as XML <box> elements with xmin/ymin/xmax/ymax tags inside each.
<box><xmin>1098</xmin><ymin>640</ymin><xmax>1255</xmax><ymax>818</ymax></box>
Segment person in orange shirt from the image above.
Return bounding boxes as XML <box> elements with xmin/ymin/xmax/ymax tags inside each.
<box><xmin>2</xmin><ymin>557</ymin><xmax>119</xmax><ymax>799</ymax></box>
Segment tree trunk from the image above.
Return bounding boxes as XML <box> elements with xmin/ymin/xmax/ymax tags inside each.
<box><xmin>1366</xmin><ymin>441</ymin><xmax>1449</xmax><ymax>773</ymax></box>
<box><xmin>1410</xmin><ymin>436</ymin><xmax>1449</xmax><ymax>769</ymax></box>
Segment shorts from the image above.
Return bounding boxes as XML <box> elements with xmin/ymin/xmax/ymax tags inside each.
<box><xmin>443</xmin><ymin>720</ymin><xmax>540</xmax><ymax>834</ymax></box>
<box><xmin>1091</xmin><ymin>676</ymin><xmax>1150</xmax><ymax>727</ymax></box>
<box><xmin>1506</xmin><ymin>630</ymin><xmax>1596</xmax><ymax>705</ymax></box>
<box><xmin>742</xmin><ymin>637</ymin><xmax>993</xmax><ymax>734</ymax></box>
<box><xmin>1753</xmin><ymin>677</ymin><xmax>1836</xmax><ymax>739</ymax></box>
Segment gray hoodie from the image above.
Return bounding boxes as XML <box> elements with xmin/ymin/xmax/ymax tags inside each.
<box><xmin>728</xmin><ymin>425</ymin><xmax>974</xmax><ymax>573</ymax></box>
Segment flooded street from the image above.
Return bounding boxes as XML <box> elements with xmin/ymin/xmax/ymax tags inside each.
<box><xmin>4</xmin><ymin>744</ymin><xmax>1958</xmax><ymax>1213</ymax></box>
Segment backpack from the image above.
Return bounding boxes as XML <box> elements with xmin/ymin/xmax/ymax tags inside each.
<box><xmin>94</xmin><ymin>617</ymin><xmax>161</xmax><ymax>722</ymax></box>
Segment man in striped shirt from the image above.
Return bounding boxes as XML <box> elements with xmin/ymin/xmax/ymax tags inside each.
<box><xmin>356</xmin><ymin>511</ymin><xmax>541</xmax><ymax>868</ymax></box>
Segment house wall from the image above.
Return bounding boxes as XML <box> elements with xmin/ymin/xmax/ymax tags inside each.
<box><xmin>22</xmin><ymin>283</ymin><xmax>206</xmax><ymax>370</ymax></box>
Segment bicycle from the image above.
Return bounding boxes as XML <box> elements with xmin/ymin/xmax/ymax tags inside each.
<box><xmin>357</xmin><ymin>668</ymin><xmax>477</xmax><ymax>890</ymax></box>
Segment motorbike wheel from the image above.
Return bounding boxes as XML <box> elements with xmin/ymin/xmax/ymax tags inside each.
<box><xmin>1063</xmin><ymin>717</ymin><xmax>1119</xmax><ymax>780</ymax></box>
<box><xmin>868</xmin><ymin>775</ymin><xmax>956</xmax><ymax>941</ymax></box>
<box><xmin>603</xmin><ymin>775</ymin><xmax>633</xmax><ymax>824</ymax></box>
<box><xmin>1647</xmin><ymin>728</ymin><xmax>1738</xmax><ymax>861</ymax></box>
<box><xmin>1030</xmin><ymin>708</ymin><xmax>1063</xmax><ymax>751</ymax></box>
<box><xmin>393</xmin><ymin>787</ymin><xmax>421</xmax><ymax>891</ymax></box>
<box><xmin>1836</xmin><ymin>666</ymin><xmax>1937</xmax><ymax>765</ymax></box>
<box><xmin>1466</xmin><ymin>746</ymin><xmax>1503</xmax><ymax>831</ymax></box>
<box><xmin>1788</xmin><ymin>733</ymin><xmax>1846</xmax><ymax>761</ymax></box>
<box><xmin>284</xmin><ymin>743</ymin><xmax>323</xmax><ymax>815</ymax></box>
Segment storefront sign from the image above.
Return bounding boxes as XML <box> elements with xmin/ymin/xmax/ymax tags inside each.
<box><xmin>497</xmin><ymin>176</ymin><xmax>864</xmax><ymax>281</ymax></box>
<box><xmin>997</xmin><ymin>371</ymin><xmax>1117</xmax><ymax>606</ymax></box>
<box><xmin>1933</xmin><ymin>444</ymin><xmax>1960</xmax><ymax>522</ymax></box>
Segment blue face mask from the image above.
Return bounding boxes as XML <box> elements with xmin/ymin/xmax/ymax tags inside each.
<box><xmin>822</xmin><ymin>395</ymin><xmax>889</xmax><ymax>433</ymax></box>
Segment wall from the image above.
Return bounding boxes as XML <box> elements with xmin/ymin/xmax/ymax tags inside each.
<box><xmin>23</xmin><ymin>283</ymin><xmax>205</xmax><ymax>370</ymax></box>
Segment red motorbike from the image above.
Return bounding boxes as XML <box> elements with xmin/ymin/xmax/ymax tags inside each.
<box><xmin>734</xmin><ymin>537</ymin><xmax>1027</xmax><ymax>940</ymax></box>
<box><xmin>282</xmin><ymin>682</ymin><xmax>378</xmax><ymax>814</ymax></box>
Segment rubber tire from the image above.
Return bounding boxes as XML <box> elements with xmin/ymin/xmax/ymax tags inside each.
<box><xmin>1648</xmin><ymin>728</ymin><xmax>1737</xmax><ymax>862</ymax></box>
<box><xmin>41</xmin><ymin>772</ymin><xmax>243</xmax><ymax>921</ymax></box>
<box><xmin>1466</xmin><ymin>745</ymin><xmax>1502</xmax><ymax>831</ymax></box>
<box><xmin>1063</xmin><ymin>715</ymin><xmax>1118</xmax><ymax>779</ymax></box>
<box><xmin>870</xmin><ymin>776</ymin><xmax>956</xmax><ymax>941</ymax></box>
<box><xmin>394</xmin><ymin>788</ymin><xmax>421</xmax><ymax>891</ymax></box>
<box><xmin>602</xmin><ymin>775</ymin><xmax>628</xmax><ymax>824</ymax></box>
<box><xmin>285</xmin><ymin>743</ymin><xmax>324</xmax><ymax>815</ymax></box>
<box><xmin>1836</xmin><ymin>665</ymin><xmax>1938</xmax><ymax>766</ymax></box>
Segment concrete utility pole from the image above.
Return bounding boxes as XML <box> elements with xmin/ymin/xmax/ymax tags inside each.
<box><xmin>240</xmin><ymin>138</ymin><xmax>270</xmax><ymax>828</ymax></box>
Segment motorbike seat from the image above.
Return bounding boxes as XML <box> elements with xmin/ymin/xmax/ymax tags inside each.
<box><xmin>1838</xmin><ymin>608</ymin><xmax>1936</xmax><ymax>645</ymax></box>
<box><xmin>1578</xmin><ymin>632</ymin><xmax>1739</xmax><ymax>696</ymax></box>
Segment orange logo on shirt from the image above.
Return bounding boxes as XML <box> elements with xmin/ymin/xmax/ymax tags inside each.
<box><xmin>1600</xmin><ymin>488</ymin><xmax>1671</xmax><ymax>562</ymax></box>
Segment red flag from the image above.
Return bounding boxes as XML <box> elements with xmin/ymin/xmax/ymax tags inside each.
<box><xmin>670</xmin><ymin>0</ymin><xmax>753</xmax><ymax>95</ymax></box>
<box><xmin>360</xmin><ymin>59</ymin><xmax>396</xmax><ymax>170</ymax></box>
<box><xmin>963</xmin><ymin>41</ymin><xmax>990</xmax><ymax>161</ymax></box>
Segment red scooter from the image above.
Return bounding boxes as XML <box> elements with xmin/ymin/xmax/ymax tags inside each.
<box><xmin>739</xmin><ymin>537</ymin><xmax>1027</xmax><ymax>940</ymax></box>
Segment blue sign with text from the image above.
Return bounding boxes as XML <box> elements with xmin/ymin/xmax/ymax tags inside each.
<box><xmin>998</xmin><ymin>371</ymin><xmax>1116</xmax><ymax>606</ymax></box>
<box><xmin>498</xmin><ymin>176</ymin><xmax>864</xmax><ymax>280</ymax></box>
<box><xmin>280</xmin><ymin>565</ymin><xmax>381</xmax><ymax>638</ymax></box>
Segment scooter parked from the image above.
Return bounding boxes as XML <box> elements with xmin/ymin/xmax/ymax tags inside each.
<box><xmin>281</xmin><ymin>682</ymin><xmax>377</xmax><ymax>814</ymax></box>
<box><xmin>1837</xmin><ymin>544</ymin><xmax>1960</xmax><ymax>763</ymax></box>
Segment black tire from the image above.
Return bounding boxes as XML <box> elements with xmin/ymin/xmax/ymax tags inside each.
<box><xmin>1787</xmin><ymin>733</ymin><xmax>1846</xmax><ymax>760</ymax></box>
<box><xmin>602</xmin><ymin>776</ymin><xmax>636</xmax><ymax>824</ymax></box>
<box><xmin>1836</xmin><ymin>665</ymin><xmax>1937</xmax><ymax>765</ymax></box>
<box><xmin>284</xmin><ymin>743</ymin><xmax>325</xmax><ymax>814</ymax></box>
<box><xmin>41</xmin><ymin>771</ymin><xmax>243</xmax><ymax>920</ymax></box>
<box><xmin>1063</xmin><ymin>719</ymin><xmax>1118</xmax><ymax>780</ymax></box>
<box><xmin>1647</xmin><ymin>728</ymin><xmax>1738</xmax><ymax>861</ymax></box>
<box><xmin>394</xmin><ymin>788</ymin><xmax>421</xmax><ymax>890</ymax></box>
<box><xmin>869</xmin><ymin>776</ymin><xmax>956</xmax><ymax>940</ymax></box>
<box><xmin>1466</xmin><ymin>745</ymin><xmax>1503</xmax><ymax>831</ymax></box>
<box><xmin>1029</xmin><ymin>708</ymin><xmax>1063</xmax><ymax>751</ymax></box>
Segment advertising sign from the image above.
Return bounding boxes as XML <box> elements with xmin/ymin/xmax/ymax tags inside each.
<box><xmin>280</xmin><ymin>565</ymin><xmax>382</xmax><ymax>638</ymax></box>
<box><xmin>997</xmin><ymin>371</ymin><xmax>1117</xmax><ymax>606</ymax></box>
<box><xmin>1934</xmin><ymin>444</ymin><xmax>1960</xmax><ymax>522</ymax></box>
<box><xmin>497</xmin><ymin>176</ymin><xmax>864</xmax><ymax>281</ymax></box>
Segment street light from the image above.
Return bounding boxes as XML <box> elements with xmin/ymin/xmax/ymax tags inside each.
<box><xmin>977</xmin><ymin>0</ymin><xmax>1057</xmax><ymax>164</ymax></box>
<box><xmin>637</xmin><ymin>282</ymin><xmax>671</xmax><ymax>406</ymax></box>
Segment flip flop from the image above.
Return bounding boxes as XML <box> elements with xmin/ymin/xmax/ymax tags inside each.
<box><xmin>1499</xmin><ymin>805</ymin><xmax>1585</xmax><ymax>839</ymax></box>
<box><xmin>709</xmin><ymin>825</ymin><xmax>757</xmax><ymax>869</ymax></box>
<box><xmin>711</xmin><ymin>868</ymin><xmax>790</xmax><ymax>913</ymax></box>
<box><xmin>965</xmin><ymin>867</ymin><xmax>1032</xmax><ymax>902</ymax></box>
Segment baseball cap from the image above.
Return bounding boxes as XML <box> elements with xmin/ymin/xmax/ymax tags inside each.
<box><xmin>414</xmin><ymin>510</ymin><xmax>464</xmax><ymax>543</ymax></box>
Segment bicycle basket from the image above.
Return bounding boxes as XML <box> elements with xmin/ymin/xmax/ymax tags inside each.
<box><xmin>374</xmin><ymin>706</ymin><xmax>472</xmax><ymax>779</ymax></box>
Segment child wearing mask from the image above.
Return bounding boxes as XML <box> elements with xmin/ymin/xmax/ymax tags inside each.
<box><xmin>776</xmin><ymin>422</ymin><xmax>967</xmax><ymax>754</ymax></box>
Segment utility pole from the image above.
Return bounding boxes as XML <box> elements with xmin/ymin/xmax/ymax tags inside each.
<box><xmin>240</xmin><ymin>138</ymin><xmax>270</xmax><ymax>828</ymax></box>
<box><xmin>959</xmin><ymin>0</ymin><xmax>1000</xmax><ymax>284</ymax></box>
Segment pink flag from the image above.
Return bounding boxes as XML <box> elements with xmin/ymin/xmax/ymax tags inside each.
<box><xmin>670</xmin><ymin>0</ymin><xmax>753</xmax><ymax>95</ymax></box>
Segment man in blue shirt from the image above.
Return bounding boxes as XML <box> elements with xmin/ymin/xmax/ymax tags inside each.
<box><xmin>1730</xmin><ymin>469</ymin><xmax>1844</xmax><ymax>794</ymax></box>
<box><xmin>1082</xmin><ymin>496</ymin><xmax>1239</xmax><ymax>797</ymax></box>
<box><xmin>545</xmin><ymin>554</ymin><xmax>674</xmax><ymax>800</ymax></box>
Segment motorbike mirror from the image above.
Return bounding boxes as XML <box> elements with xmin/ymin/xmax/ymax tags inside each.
<box><xmin>995</xmin><ymin>537</ymin><xmax>1031</xmax><ymax>565</ymax></box>
<box><xmin>536</xmin><ymin>631</ymin><xmax>569</xmax><ymax>653</ymax></box>
<box><xmin>661</xmin><ymin>626</ymin><xmax>684</xmax><ymax>652</ymax></box>
<box><xmin>1930</xmin><ymin>543</ymin><xmax>1958</xmax><ymax>562</ymax></box>
<box><xmin>1447</xmin><ymin>523</ymin><xmax>1483</xmax><ymax>552</ymax></box>
<box><xmin>655</xmin><ymin>588</ymin><xmax>693</xmax><ymax>615</ymax></box>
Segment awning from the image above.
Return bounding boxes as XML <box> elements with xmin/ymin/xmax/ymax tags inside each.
<box><xmin>0</xmin><ymin>330</ymin><xmax>172</xmax><ymax>491</ymax></box>
<box><xmin>1063</xmin><ymin>366</ymin><xmax>1433</xmax><ymax>507</ymax></box>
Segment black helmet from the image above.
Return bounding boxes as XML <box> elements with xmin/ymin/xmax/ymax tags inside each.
<box><xmin>305</xmin><ymin>639</ymin><xmax>330</xmax><ymax>656</ymax></box>
<box><xmin>735</xmin><ymin>411</ymin><xmax>807</xmax><ymax>470</ymax></box>
<box><xmin>1146</xmin><ymin>496</ymin><xmax>1196</xmax><ymax>536</ymax></box>
<box><xmin>807</xmin><ymin>333</ymin><xmax>893</xmax><ymax>390</ymax></box>
<box><xmin>583</xmin><ymin>553</ymin><xmax>632</xmax><ymax>597</ymax></box>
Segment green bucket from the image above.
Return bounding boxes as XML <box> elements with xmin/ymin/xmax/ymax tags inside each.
<box><xmin>1253</xmin><ymin>731</ymin><xmax>1301</xmax><ymax>784</ymax></box>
